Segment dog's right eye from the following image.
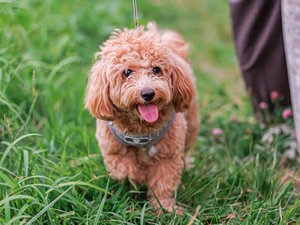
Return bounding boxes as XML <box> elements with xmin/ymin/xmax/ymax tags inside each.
<box><xmin>124</xmin><ymin>69</ymin><xmax>133</xmax><ymax>77</ymax></box>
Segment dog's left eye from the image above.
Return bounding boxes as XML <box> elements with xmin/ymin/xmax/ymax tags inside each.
<box><xmin>124</xmin><ymin>69</ymin><xmax>133</xmax><ymax>77</ymax></box>
<box><xmin>152</xmin><ymin>67</ymin><xmax>161</xmax><ymax>75</ymax></box>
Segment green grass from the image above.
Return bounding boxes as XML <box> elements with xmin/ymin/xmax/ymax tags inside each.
<box><xmin>0</xmin><ymin>0</ymin><xmax>300</xmax><ymax>224</ymax></box>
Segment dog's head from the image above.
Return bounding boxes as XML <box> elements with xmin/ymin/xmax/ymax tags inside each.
<box><xmin>85</xmin><ymin>23</ymin><xmax>195</xmax><ymax>123</ymax></box>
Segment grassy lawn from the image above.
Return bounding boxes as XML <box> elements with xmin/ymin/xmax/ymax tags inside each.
<box><xmin>0</xmin><ymin>0</ymin><xmax>299</xmax><ymax>224</ymax></box>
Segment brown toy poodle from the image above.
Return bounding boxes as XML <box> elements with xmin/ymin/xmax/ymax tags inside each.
<box><xmin>85</xmin><ymin>22</ymin><xmax>199</xmax><ymax>214</ymax></box>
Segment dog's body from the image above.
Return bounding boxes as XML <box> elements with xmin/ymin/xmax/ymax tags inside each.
<box><xmin>85</xmin><ymin>23</ymin><xmax>199</xmax><ymax>213</ymax></box>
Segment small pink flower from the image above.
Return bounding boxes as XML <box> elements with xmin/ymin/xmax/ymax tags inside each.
<box><xmin>230</xmin><ymin>115</ymin><xmax>239</xmax><ymax>123</ymax></box>
<box><xmin>282</xmin><ymin>108</ymin><xmax>292</xmax><ymax>119</ymax></box>
<box><xmin>212</xmin><ymin>128</ymin><xmax>223</xmax><ymax>136</ymax></box>
<box><xmin>259</xmin><ymin>102</ymin><xmax>268</xmax><ymax>109</ymax></box>
<box><xmin>270</xmin><ymin>91</ymin><xmax>280</xmax><ymax>102</ymax></box>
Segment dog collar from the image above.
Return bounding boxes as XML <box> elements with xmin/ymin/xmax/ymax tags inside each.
<box><xmin>108</xmin><ymin>112</ymin><xmax>175</xmax><ymax>149</ymax></box>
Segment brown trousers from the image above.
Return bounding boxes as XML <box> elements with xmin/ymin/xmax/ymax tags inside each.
<box><xmin>230</xmin><ymin>0</ymin><xmax>291</xmax><ymax>112</ymax></box>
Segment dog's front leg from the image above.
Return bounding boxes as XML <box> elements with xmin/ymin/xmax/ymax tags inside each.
<box><xmin>102</xmin><ymin>147</ymin><xmax>146</xmax><ymax>184</ymax></box>
<box><xmin>147</xmin><ymin>155</ymin><xmax>184</xmax><ymax>214</ymax></box>
<box><xmin>96</xmin><ymin>121</ymin><xmax>147</xmax><ymax>184</ymax></box>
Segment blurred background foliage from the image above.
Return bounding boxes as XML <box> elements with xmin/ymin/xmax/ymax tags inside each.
<box><xmin>0</xmin><ymin>0</ymin><xmax>299</xmax><ymax>224</ymax></box>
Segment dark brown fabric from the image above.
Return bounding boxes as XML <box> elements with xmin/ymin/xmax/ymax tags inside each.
<box><xmin>230</xmin><ymin>0</ymin><xmax>291</xmax><ymax>113</ymax></box>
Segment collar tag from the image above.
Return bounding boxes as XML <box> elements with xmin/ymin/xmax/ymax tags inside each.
<box><xmin>124</xmin><ymin>136</ymin><xmax>151</xmax><ymax>145</ymax></box>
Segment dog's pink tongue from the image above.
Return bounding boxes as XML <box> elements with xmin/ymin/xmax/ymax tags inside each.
<box><xmin>138</xmin><ymin>104</ymin><xmax>159</xmax><ymax>123</ymax></box>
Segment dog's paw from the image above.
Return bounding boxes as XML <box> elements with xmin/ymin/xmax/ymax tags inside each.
<box><xmin>109</xmin><ymin>165</ymin><xmax>128</xmax><ymax>183</ymax></box>
<box><xmin>110</xmin><ymin>165</ymin><xmax>147</xmax><ymax>184</ymax></box>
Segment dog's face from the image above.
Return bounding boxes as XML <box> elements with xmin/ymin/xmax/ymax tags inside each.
<box><xmin>85</xmin><ymin>25</ymin><xmax>195</xmax><ymax>123</ymax></box>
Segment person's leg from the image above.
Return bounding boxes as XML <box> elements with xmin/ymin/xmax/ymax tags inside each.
<box><xmin>230</xmin><ymin>0</ymin><xmax>291</xmax><ymax>114</ymax></box>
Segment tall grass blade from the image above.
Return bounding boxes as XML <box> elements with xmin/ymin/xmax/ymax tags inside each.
<box><xmin>26</xmin><ymin>180</ymin><xmax>79</xmax><ymax>225</ymax></box>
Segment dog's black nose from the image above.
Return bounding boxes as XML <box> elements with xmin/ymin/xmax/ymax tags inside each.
<box><xmin>141</xmin><ymin>88</ymin><xmax>155</xmax><ymax>102</ymax></box>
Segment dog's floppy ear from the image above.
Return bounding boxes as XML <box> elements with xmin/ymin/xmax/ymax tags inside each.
<box><xmin>171</xmin><ymin>55</ymin><xmax>196</xmax><ymax>112</ymax></box>
<box><xmin>85</xmin><ymin>60</ymin><xmax>115</xmax><ymax>120</ymax></box>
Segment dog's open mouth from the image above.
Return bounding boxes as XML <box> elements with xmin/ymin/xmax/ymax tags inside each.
<box><xmin>137</xmin><ymin>104</ymin><xmax>159</xmax><ymax>123</ymax></box>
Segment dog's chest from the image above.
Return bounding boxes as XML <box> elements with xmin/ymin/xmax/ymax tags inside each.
<box><xmin>136</xmin><ymin>146</ymin><xmax>158</xmax><ymax>164</ymax></box>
